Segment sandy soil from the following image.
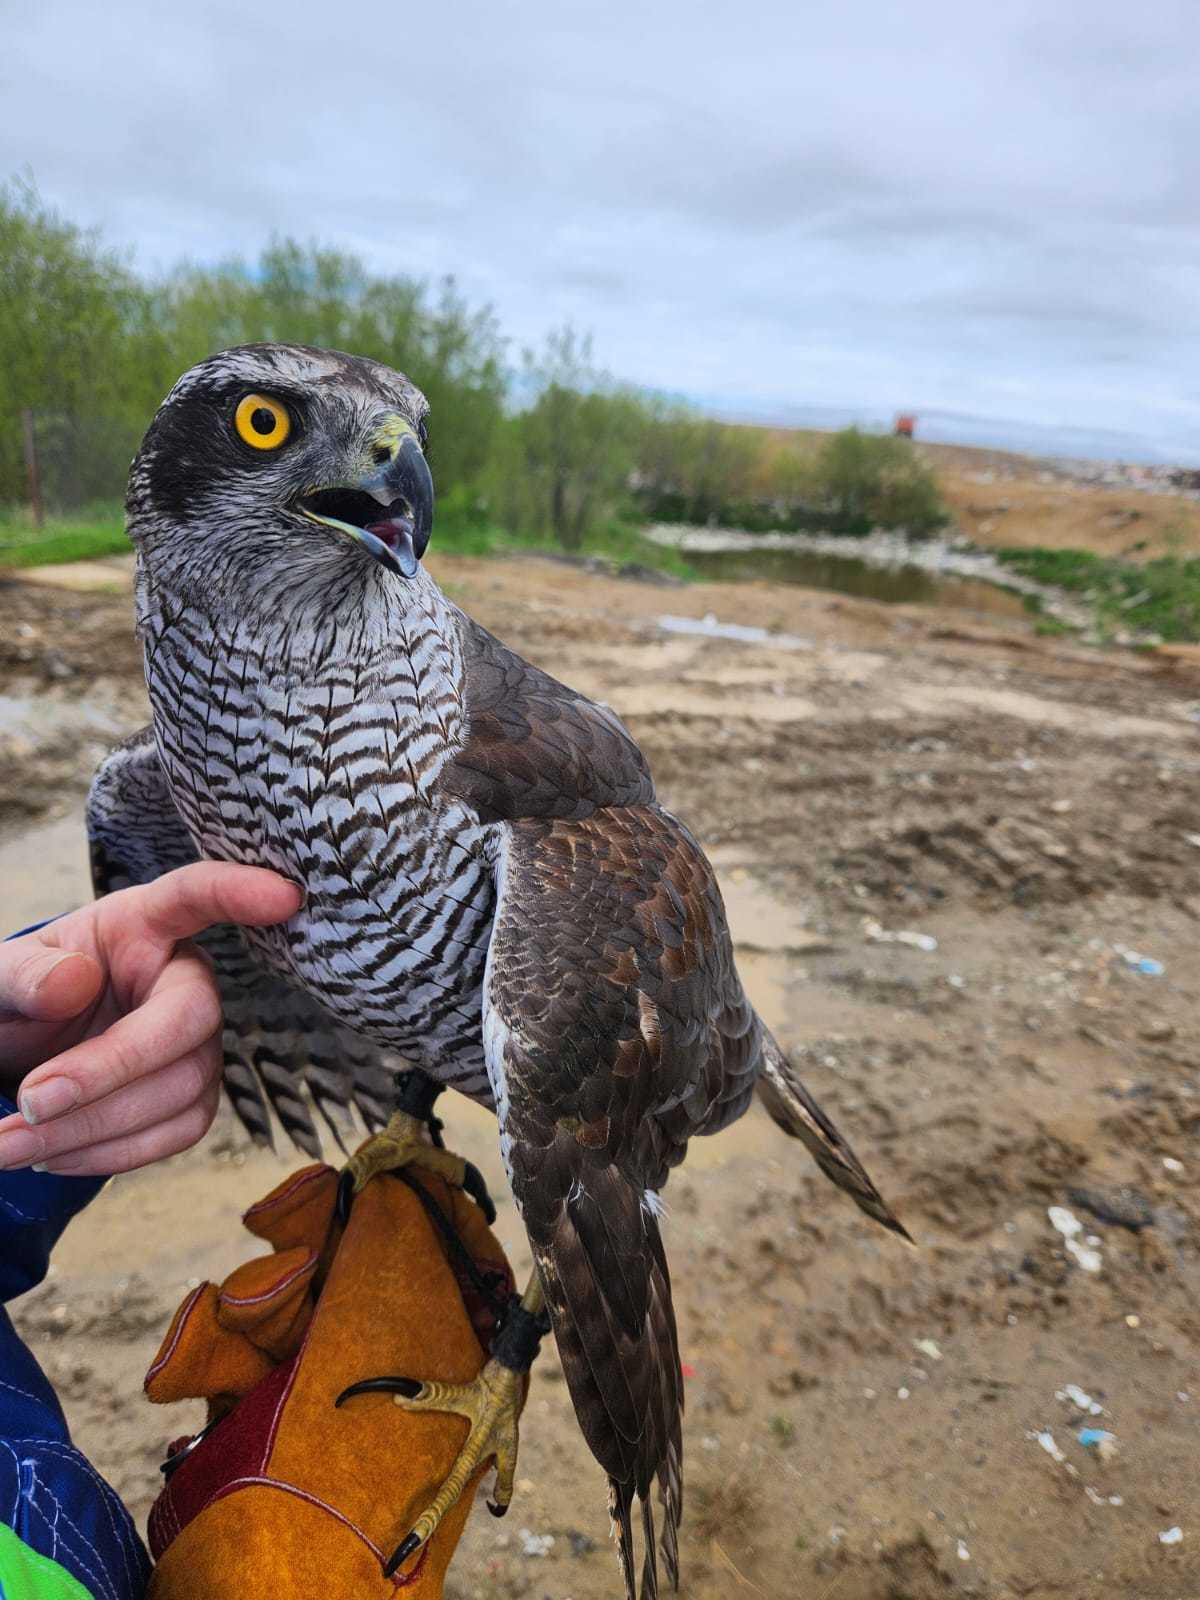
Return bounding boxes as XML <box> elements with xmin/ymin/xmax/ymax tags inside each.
<box><xmin>3</xmin><ymin>552</ymin><xmax>1199</xmax><ymax>1599</ymax></box>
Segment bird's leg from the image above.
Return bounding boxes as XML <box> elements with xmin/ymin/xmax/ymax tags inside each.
<box><xmin>336</xmin><ymin>1270</ymin><xmax>550</xmax><ymax>1578</ymax></box>
<box><xmin>336</xmin><ymin>1068</ymin><xmax>495</xmax><ymax>1224</ymax></box>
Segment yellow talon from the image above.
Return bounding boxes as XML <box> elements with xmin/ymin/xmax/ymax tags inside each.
<box><xmin>377</xmin><ymin>1273</ymin><xmax>546</xmax><ymax>1577</ymax></box>
<box><xmin>395</xmin><ymin>1360</ymin><xmax>523</xmax><ymax>1544</ymax></box>
<box><xmin>342</xmin><ymin>1109</ymin><xmax>467</xmax><ymax>1196</ymax></box>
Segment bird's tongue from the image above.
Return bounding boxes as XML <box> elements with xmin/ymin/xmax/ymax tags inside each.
<box><xmin>365</xmin><ymin>516</ymin><xmax>419</xmax><ymax>579</ymax></box>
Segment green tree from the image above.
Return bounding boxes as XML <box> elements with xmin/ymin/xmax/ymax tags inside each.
<box><xmin>805</xmin><ymin>426</ymin><xmax>946</xmax><ymax>534</ymax></box>
<box><xmin>154</xmin><ymin>246</ymin><xmax>506</xmax><ymax>495</ymax></box>
<box><xmin>489</xmin><ymin>328</ymin><xmax>648</xmax><ymax>548</ymax></box>
<box><xmin>0</xmin><ymin>175</ymin><xmax>158</xmax><ymax>505</ymax></box>
<box><xmin>637</xmin><ymin>413</ymin><xmax>761</xmax><ymax>524</ymax></box>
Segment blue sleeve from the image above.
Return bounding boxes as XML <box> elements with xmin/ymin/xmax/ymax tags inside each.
<box><xmin>0</xmin><ymin>1098</ymin><xmax>150</xmax><ymax>1600</ymax></box>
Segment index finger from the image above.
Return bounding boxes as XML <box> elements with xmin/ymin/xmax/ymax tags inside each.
<box><xmin>136</xmin><ymin>861</ymin><xmax>303</xmax><ymax>945</ymax></box>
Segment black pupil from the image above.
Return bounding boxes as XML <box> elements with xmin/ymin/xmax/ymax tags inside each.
<box><xmin>251</xmin><ymin>407</ymin><xmax>277</xmax><ymax>435</ymax></box>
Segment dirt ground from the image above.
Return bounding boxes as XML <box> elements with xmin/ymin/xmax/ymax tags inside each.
<box><xmin>3</xmin><ymin>550</ymin><xmax>1199</xmax><ymax>1599</ymax></box>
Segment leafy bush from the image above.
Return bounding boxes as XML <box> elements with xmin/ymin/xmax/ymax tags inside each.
<box><xmin>636</xmin><ymin>420</ymin><xmax>947</xmax><ymax>535</ymax></box>
<box><xmin>803</xmin><ymin>427</ymin><xmax>947</xmax><ymax>535</ymax></box>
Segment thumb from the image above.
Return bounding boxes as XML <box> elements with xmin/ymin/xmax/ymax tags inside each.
<box><xmin>0</xmin><ymin>948</ymin><xmax>105</xmax><ymax>1023</ymax></box>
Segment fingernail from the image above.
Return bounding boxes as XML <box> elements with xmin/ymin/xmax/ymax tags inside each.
<box><xmin>30</xmin><ymin>951</ymin><xmax>78</xmax><ymax>994</ymax></box>
<box><xmin>0</xmin><ymin>1127</ymin><xmax>45</xmax><ymax>1169</ymax></box>
<box><xmin>19</xmin><ymin>1078</ymin><xmax>81</xmax><ymax>1125</ymax></box>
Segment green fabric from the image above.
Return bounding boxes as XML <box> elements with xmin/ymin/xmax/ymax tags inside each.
<box><xmin>0</xmin><ymin>1522</ymin><xmax>94</xmax><ymax>1600</ymax></box>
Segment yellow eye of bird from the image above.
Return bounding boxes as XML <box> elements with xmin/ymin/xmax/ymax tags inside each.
<box><xmin>234</xmin><ymin>394</ymin><xmax>291</xmax><ymax>450</ymax></box>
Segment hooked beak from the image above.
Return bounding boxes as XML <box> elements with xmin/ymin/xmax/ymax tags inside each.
<box><xmin>297</xmin><ymin>426</ymin><xmax>433</xmax><ymax>579</ymax></box>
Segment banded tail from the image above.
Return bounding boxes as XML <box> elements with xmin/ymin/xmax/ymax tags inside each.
<box><xmin>756</xmin><ymin>1031</ymin><xmax>913</xmax><ymax>1244</ymax></box>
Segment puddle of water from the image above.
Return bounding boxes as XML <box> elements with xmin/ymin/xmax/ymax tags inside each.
<box><xmin>686</xmin><ymin>544</ymin><xmax>1028</xmax><ymax>618</ymax></box>
<box><xmin>657</xmin><ymin>613</ymin><xmax>814</xmax><ymax>649</ymax></box>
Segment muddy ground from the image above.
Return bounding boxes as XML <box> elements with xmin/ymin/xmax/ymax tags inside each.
<box><xmin>2</xmin><ymin>552</ymin><xmax>1199</xmax><ymax>1599</ymax></box>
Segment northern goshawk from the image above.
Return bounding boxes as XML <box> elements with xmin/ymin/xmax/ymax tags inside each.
<box><xmin>87</xmin><ymin>344</ymin><xmax>906</xmax><ymax>1598</ymax></box>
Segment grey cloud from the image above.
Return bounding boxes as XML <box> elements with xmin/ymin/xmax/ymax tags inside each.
<box><xmin>2</xmin><ymin>0</ymin><xmax>1197</xmax><ymax>459</ymax></box>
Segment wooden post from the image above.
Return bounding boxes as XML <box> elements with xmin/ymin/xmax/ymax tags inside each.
<box><xmin>21</xmin><ymin>408</ymin><xmax>44</xmax><ymax>530</ymax></box>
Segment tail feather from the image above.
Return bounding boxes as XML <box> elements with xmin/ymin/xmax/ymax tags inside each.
<box><xmin>757</xmin><ymin>1031</ymin><xmax>912</xmax><ymax>1244</ymax></box>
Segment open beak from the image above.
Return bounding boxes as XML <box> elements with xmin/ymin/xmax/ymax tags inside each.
<box><xmin>297</xmin><ymin>428</ymin><xmax>434</xmax><ymax>579</ymax></box>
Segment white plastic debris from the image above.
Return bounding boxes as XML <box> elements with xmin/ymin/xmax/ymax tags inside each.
<box><xmin>914</xmin><ymin>1339</ymin><xmax>944</xmax><ymax>1362</ymax></box>
<box><xmin>957</xmin><ymin>1540</ymin><xmax>971</xmax><ymax>1561</ymax></box>
<box><xmin>1056</xmin><ymin>1383</ymin><xmax>1106</xmax><ymax>1417</ymax></box>
<box><xmin>1114</xmin><ymin>945</ymin><xmax>1165</xmax><ymax>976</ymax></box>
<box><xmin>1048</xmin><ymin>1207</ymin><xmax>1103</xmax><ymax>1273</ymax></box>
<box><xmin>1031</xmin><ymin>1429</ymin><xmax>1066</xmax><ymax>1464</ymax></box>
<box><xmin>897</xmin><ymin>1386</ymin><xmax>911</xmax><ymax>1400</ymax></box>
<box><xmin>865</xmin><ymin>921</ymin><xmax>938</xmax><ymax>953</ymax></box>
<box><xmin>1163</xmin><ymin>1157</ymin><xmax>1184</xmax><ymax>1174</ymax></box>
<box><xmin>519</xmin><ymin>1530</ymin><xmax>555</xmax><ymax>1558</ymax></box>
<box><xmin>1159</xmin><ymin>1527</ymin><xmax>1183</xmax><ymax>1547</ymax></box>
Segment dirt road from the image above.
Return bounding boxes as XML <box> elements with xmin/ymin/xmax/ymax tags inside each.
<box><xmin>3</xmin><ymin>553</ymin><xmax>1198</xmax><ymax>1598</ymax></box>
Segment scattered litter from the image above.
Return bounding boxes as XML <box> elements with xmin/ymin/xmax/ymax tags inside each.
<box><xmin>1114</xmin><ymin>946</ymin><xmax>1165</xmax><ymax>976</ymax></box>
<box><xmin>914</xmin><ymin>1339</ymin><xmax>943</xmax><ymax>1362</ymax></box>
<box><xmin>897</xmin><ymin>1386</ymin><xmax>911</xmax><ymax>1400</ymax></box>
<box><xmin>1047</xmin><ymin>1208</ymin><xmax>1103</xmax><ymax>1273</ymax></box>
<box><xmin>657</xmin><ymin>613</ymin><xmax>813</xmax><ymax>651</ymax></box>
<box><xmin>680</xmin><ymin>1362</ymin><xmax>698</xmax><ymax>1379</ymax></box>
<box><xmin>1031</xmin><ymin>1429</ymin><xmax>1066</xmax><ymax>1464</ymax></box>
<box><xmin>1078</xmin><ymin>1428</ymin><xmax>1118</xmax><ymax>1462</ymax></box>
<box><xmin>865</xmin><ymin>921</ymin><xmax>938</xmax><ymax>953</ymax></box>
<box><xmin>1159</xmin><ymin>1527</ymin><xmax>1183</xmax><ymax>1547</ymax></box>
<box><xmin>519</xmin><ymin>1529</ymin><xmax>555</xmax><ymax>1558</ymax></box>
<box><xmin>1125</xmin><ymin>1314</ymin><xmax>1141</xmax><ymax>1329</ymax></box>
<box><xmin>956</xmin><ymin>1539</ymin><xmax>970</xmax><ymax>1561</ymax></box>
<box><xmin>1057</xmin><ymin>1383</ymin><xmax>1106</xmax><ymax>1417</ymax></box>
<box><xmin>1162</xmin><ymin>1157</ymin><xmax>1184</xmax><ymax>1174</ymax></box>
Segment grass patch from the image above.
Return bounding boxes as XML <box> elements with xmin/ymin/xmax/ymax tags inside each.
<box><xmin>2</xmin><ymin>502</ymin><xmax>694</xmax><ymax>585</ymax></box>
<box><xmin>435</xmin><ymin>493</ymin><xmax>697</xmax><ymax>580</ymax></box>
<box><xmin>0</xmin><ymin>504</ymin><xmax>130</xmax><ymax>569</ymax></box>
<box><xmin>0</xmin><ymin>495</ymin><xmax>696</xmax><ymax>583</ymax></box>
<box><xmin>997</xmin><ymin>546</ymin><xmax>1200</xmax><ymax>642</ymax></box>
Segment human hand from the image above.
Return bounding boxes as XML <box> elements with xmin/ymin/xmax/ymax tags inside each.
<box><xmin>0</xmin><ymin>863</ymin><xmax>301</xmax><ymax>1176</ymax></box>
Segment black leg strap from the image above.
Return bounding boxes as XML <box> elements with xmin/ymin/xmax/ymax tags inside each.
<box><xmin>490</xmin><ymin>1294</ymin><xmax>552</xmax><ymax>1375</ymax></box>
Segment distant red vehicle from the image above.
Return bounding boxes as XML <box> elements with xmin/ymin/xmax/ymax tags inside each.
<box><xmin>894</xmin><ymin>414</ymin><xmax>916</xmax><ymax>439</ymax></box>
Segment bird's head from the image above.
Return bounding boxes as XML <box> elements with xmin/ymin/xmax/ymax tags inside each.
<box><xmin>127</xmin><ymin>344</ymin><xmax>434</xmax><ymax>595</ymax></box>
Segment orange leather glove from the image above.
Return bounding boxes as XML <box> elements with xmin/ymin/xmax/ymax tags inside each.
<box><xmin>143</xmin><ymin>1153</ymin><xmax>515</xmax><ymax>1597</ymax></box>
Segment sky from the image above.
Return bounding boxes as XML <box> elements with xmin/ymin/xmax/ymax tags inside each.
<box><xmin>3</xmin><ymin>0</ymin><xmax>1197</xmax><ymax>462</ymax></box>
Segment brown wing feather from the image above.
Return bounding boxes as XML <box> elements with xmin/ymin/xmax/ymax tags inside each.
<box><xmin>442</xmin><ymin>612</ymin><xmax>656</xmax><ymax>822</ymax></box>
<box><xmin>486</xmin><ymin>806</ymin><xmax>760</xmax><ymax>1597</ymax></box>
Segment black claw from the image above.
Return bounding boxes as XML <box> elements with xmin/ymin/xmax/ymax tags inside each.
<box><xmin>462</xmin><ymin>1160</ymin><xmax>497</xmax><ymax>1224</ymax></box>
<box><xmin>487</xmin><ymin>1500</ymin><xmax>509</xmax><ymax>1519</ymax></box>
<box><xmin>335</xmin><ymin>1375</ymin><xmax>423</xmax><ymax>1407</ymax></box>
<box><xmin>384</xmin><ymin>1532</ymin><xmax>422</xmax><ymax>1578</ymax></box>
<box><xmin>335</xmin><ymin>1167</ymin><xmax>356</xmax><ymax>1227</ymax></box>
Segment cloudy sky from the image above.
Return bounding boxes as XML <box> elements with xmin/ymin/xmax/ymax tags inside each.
<box><xmin>4</xmin><ymin>0</ymin><xmax>1197</xmax><ymax>460</ymax></box>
